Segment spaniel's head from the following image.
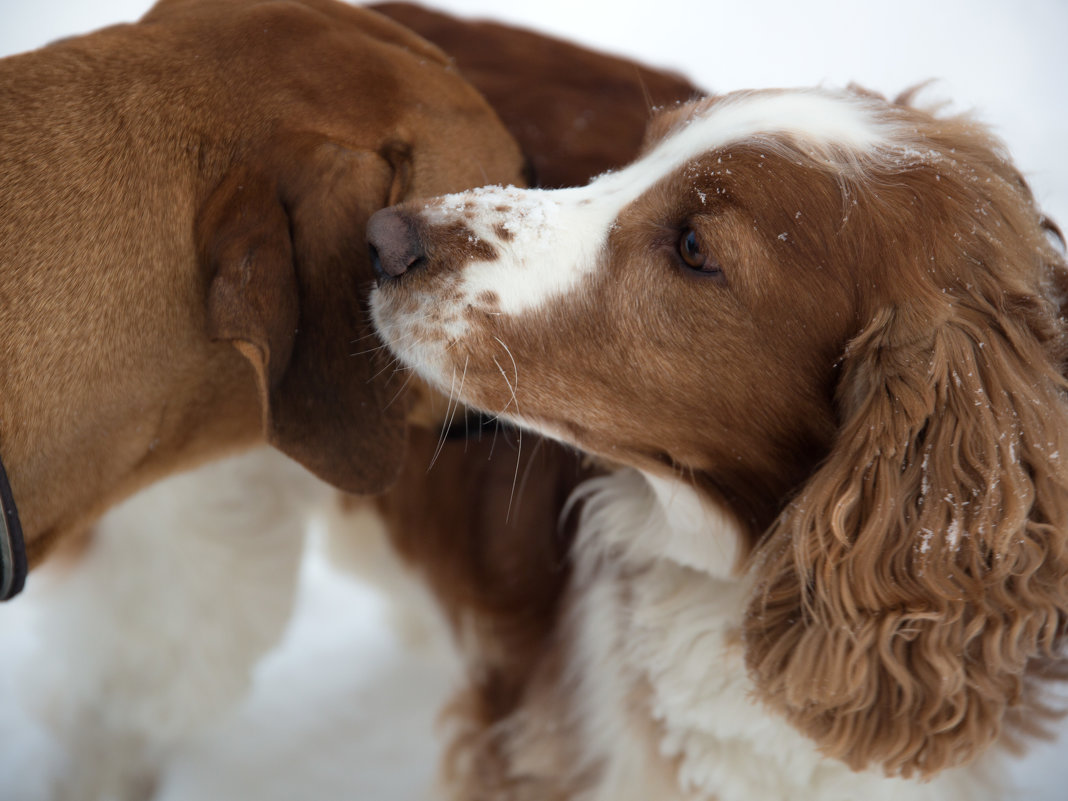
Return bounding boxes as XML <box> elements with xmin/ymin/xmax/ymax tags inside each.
<box><xmin>370</xmin><ymin>87</ymin><xmax>1068</xmax><ymax>777</ymax></box>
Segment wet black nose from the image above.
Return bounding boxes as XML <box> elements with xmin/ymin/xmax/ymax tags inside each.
<box><xmin>367</xmin><ymin>208</ymin><xmax>425</xmax><ymax>284</ymax></box>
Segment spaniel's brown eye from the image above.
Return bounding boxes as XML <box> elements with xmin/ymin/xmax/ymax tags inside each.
<box><xmin>677</xmin><ymin>228</ymin><xmax>719</xmax><ymax>274</ymax></box>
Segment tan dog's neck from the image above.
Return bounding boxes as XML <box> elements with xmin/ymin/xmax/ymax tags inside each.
<box><xmin>0</xmin><ymin>61</ymin><xmax>259</xmax><ymax>564</ymax></box>
<box><xmin>0</xmin><ymin>30</ymin><xmax>266</xmax><ymax>562</ymax></box>
<box><xmin>0</xmin><ymin>238</ymin><xmax>263</xmax><ymax>567</ymax></box>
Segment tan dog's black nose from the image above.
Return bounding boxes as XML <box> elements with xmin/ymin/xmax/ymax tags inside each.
<box><xmin>368</xmin><ymin>208</ymin><xmax>425</xmax><ymax>283</ymax></box>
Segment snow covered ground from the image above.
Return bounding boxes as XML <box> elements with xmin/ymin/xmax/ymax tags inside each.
<box><xmin>1</xmin><ymin>1</ymin><xmax>1067</xmax><ymax>799</ymax></box>
<box><xmin>0</xmin><ymin>530</ymin><xmax>462</xmax><ymax>801</ymax></box>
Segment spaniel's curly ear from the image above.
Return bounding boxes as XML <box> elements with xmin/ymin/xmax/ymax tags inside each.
<box><xmin>745</xmin><ymin>296</ymin><xmax>1068</xmax><ymax>777</ymax></box>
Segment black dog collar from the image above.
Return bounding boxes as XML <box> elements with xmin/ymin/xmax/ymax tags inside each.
<box><xmin>0</xmin><ymin>452</ymin><xmax>27</xmax><ymax>601</ymax></box>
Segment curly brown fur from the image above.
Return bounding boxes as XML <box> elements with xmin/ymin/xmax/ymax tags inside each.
<box><xmin>745</xmin><ymin>101</ymin><xmax>1068</xmax><ymax>777</ymax></box>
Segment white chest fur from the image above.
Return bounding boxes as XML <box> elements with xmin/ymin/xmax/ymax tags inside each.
<box><xmin>566</xmin><ymin>470</ymin><xmax>1003</xmax><ymax>801</ymax></box>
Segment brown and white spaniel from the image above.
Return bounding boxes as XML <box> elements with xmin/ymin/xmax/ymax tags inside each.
<box><xmin>369</xmin><ymin>87</ymin><xmax>1068</xmax><ymax>800</ymax></box>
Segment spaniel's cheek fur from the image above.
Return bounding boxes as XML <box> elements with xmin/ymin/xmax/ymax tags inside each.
<box><xmin>373</xmin><ymin>85</ymin><xmax>1068</xmax><ymax>795</ymax></box>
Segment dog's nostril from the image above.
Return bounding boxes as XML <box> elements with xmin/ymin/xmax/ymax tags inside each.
<box><xmin>368</xmin><ymin>242</ymin><xmax>385</xmax><ymax>280</ymax></box>
<box><xmin>367</xmin><ymin>207</ymin><xmax>426</xmax><ymax>284</ymax></box>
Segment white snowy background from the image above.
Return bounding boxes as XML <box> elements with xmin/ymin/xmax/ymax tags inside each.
<box><xmin>1</xmin><ymin>1</ymin><xmax>1066</xmax><ymax>799</ymax></box>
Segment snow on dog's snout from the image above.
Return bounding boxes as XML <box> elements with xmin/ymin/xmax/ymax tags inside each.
<box><xmin>419</xmin><ymin>182</ymin><xmax>615</xmax><ymax>321</ymax></box>
<box><xmin>368</xmin><ymin>180</ymin><xmax>611</xmax><ymax>394</ymax></box>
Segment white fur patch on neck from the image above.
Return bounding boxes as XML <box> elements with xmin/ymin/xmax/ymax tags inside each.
<box><xmin>430</xmin><ymin>88</ymin><xmax>895</xmax><ymax>323</ymax></box>
<box><xmin>566</xmin><ymin>469</ymin><xmax>1004</xmax><ymax>801</ymax></box>
<box><xmin>568</xmin><ymin>469</ymin><xmax>741</xmax><ymax>580</ymax></box>
<box><xmin>640</xmin><ymin>472</ymin><xmax>741</xmax><ymax>578</ymax></box>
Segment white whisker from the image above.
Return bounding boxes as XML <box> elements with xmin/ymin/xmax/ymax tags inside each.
<box><xmin>493</xmin><ymin>337</ymin><xmax>520</xmax><ymax>415</ymax></box>
<box><xmin>492</xmin><ymin>339</ymin><xmax>524</xmax><ymax>522</ymax></box>
<box><xmin>426</xmin><ymin>364</ymin><xmax>459</xmax><ymax>472</ymax></box>
<box><xmin>382</xmin><ymin>364</ymin><xmax>418</xmax><ymax>412</ymax></box>
<box><xmin>428</xmin><ymin>354</ymin><xmax>469</xmax><ymax>472</ymax></box>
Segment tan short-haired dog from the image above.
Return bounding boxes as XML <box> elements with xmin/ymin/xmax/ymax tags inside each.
<box><xmin>0</xmin><ymin>0</ymin><xmax>523</xmax><ymax>596</ymax></box>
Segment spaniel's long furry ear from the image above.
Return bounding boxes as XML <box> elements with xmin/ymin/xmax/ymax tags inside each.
<box><xmin>745</xmin><ymin>292</ymin><xmax>1068</xmax><ymax>777</ymax></box>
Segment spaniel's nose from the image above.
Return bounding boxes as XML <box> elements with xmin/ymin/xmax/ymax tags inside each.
<box><xmin>367</xmin><ymin>208</ymin><xmax>425</xmax><ymax>283</ymax></box>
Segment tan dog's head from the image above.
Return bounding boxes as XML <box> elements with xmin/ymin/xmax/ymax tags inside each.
<box><xmin>179</xmin><ymin>0</ymin><xmax>525</xmax><ymax>492</ymax></box>
<box><xmin>0</xmin><ymin>0</ymin><xmax>523</xmax><ymax>562</ymax></box>
<box><xmin>370</xmin><ymin>87</ymin><xmax>1068</xmax><ymax>776</ymax></box>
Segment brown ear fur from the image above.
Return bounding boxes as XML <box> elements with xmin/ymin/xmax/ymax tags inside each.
<box><xmin>198</xmin><ymin>138</ymin><xmax>407</xmax><ymax>494</ymax></box>
<box><xmin>745</xmin><ymin>290</ymin><xmax>1068</xmax><ymax>776</ymax></box>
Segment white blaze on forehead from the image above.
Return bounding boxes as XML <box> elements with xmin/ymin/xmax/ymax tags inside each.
<box><xmin>646</xmin><ymin>88</ymin><xmax>894</xmax><ymax>169</ymax></box>
<box><xmin>429</xmin><ymin>88</ymin><xmax>897</xmax><ymax>320</ymax></box>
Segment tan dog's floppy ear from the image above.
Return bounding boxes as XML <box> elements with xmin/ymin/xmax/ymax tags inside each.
<box><xmin>745</xmin><ymin>296</ymin><xmax>1068</xmax><ymax>777</ymax></box>
<box><xmin>197</xmin><ymin>139</ymin><xmax>407</xmax><ymax>494</ymax></box>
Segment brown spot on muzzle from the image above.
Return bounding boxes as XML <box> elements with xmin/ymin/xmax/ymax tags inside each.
<box><xmin>423</xmin><ymin>219</ymin><xmax>499</xmax><ymax>269</ymax></box>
